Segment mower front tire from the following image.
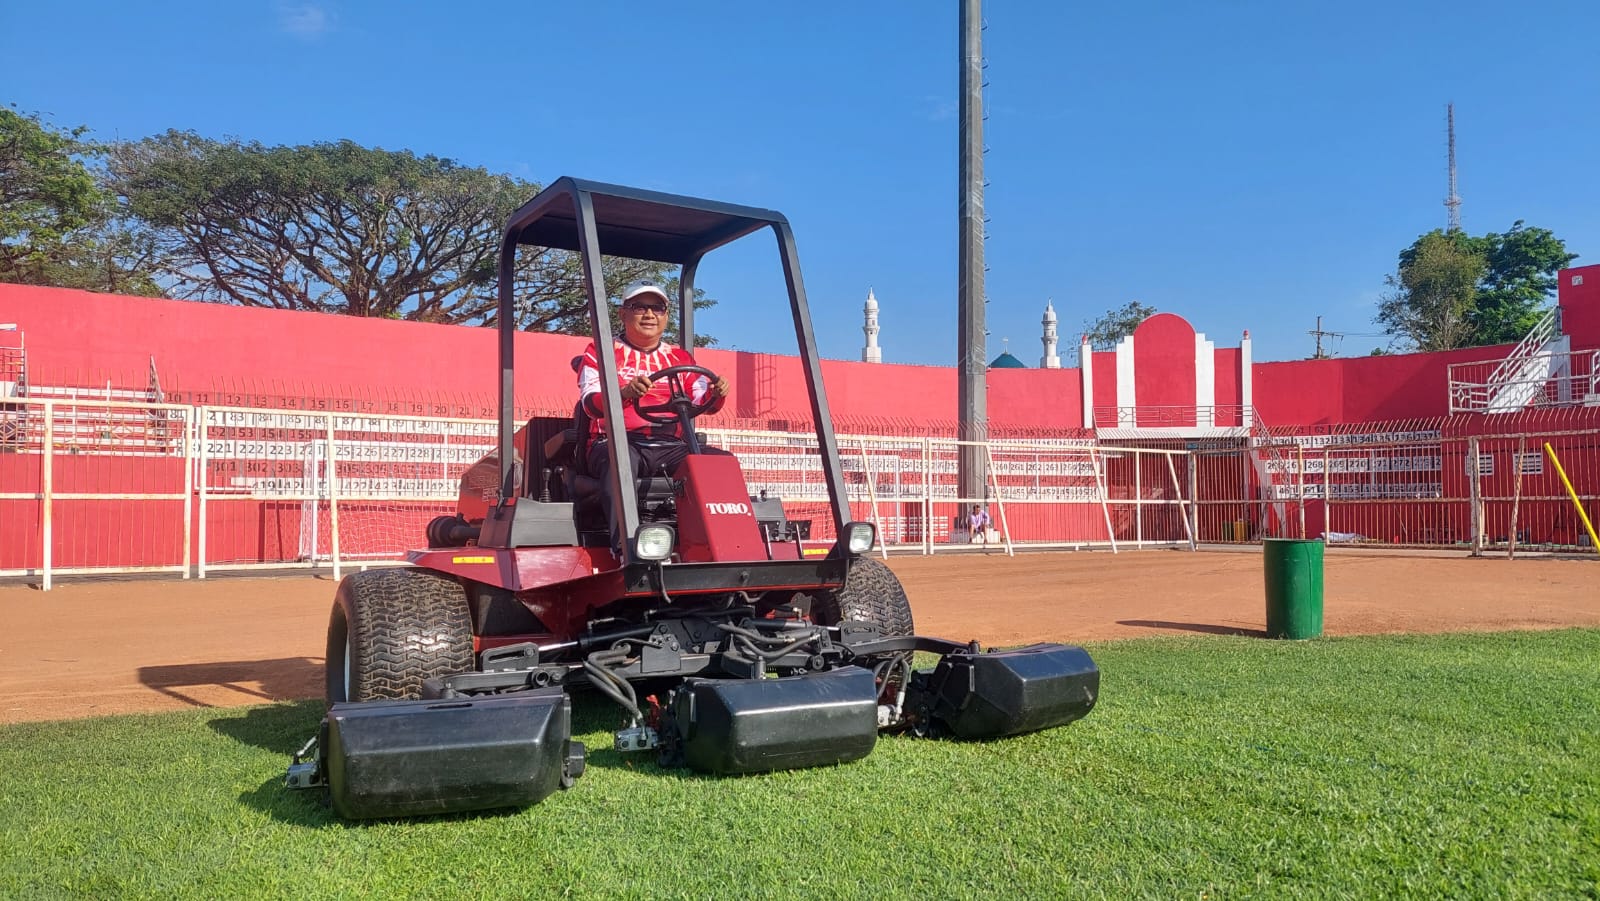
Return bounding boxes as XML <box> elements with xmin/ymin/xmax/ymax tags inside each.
<box><xmin>808</xmin><ymin>556</ymin><xmax>915</xmax><ymax>637</ymax></box>
<box><xmin>325</xmin><ymin>567</ymin><xmax>474</xmax><ymax>704</ymax></box>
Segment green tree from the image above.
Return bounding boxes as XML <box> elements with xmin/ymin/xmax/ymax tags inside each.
<box><xmin>0</xmin><ymin>107</ymin><xmax>160</xmax><ymax>294</ymax></box>
<box><xmin>1377</xmin><ymin>231</ymin><xmax>1485</xmax><ymax>352</ymax></box>
<box><xmin>1468</xmin><ymin>222</ymin><xmax>1576</xmax><ymax>344</ymax></box>
<box><xmin>1082</xmin><ymin>300</ymin><xmax>1156</xmax><ymax>353</ymax></box>
<box><xmin>1380</xmin><ymin>223</ymin><xmax>1575</xmax><ymax>350</ymax></box>
<box><xmin>107</xmin><ymin>132</ymin><xmax>713</xmax><ymax>339</ymax></box>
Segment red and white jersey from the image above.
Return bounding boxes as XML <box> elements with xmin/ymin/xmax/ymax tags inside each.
<box><xmin>578</xmin><ymin>339</ymin><xmax>721</xmax><ymax>438</ymax></box>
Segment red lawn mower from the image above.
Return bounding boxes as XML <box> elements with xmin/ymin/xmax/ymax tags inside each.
<box><xmin>285</xmin><ymin>178</ymin><xmax>1099</xmax><ymax>819</ymax></box>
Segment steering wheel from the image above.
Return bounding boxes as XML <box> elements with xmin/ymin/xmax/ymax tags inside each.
<box><xmin>632</xmin><ymin>364</ymin><xmax>722</xmax><ymax>426</ymax></box>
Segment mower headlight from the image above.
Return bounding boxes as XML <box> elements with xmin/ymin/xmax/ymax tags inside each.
<box><xmin>634</xmin><ymin>525</ymin><xmax>675</xmax><ymax>561</ymax></box>
<box><xmin>844</xmin><ymin>521</ymin><xmax>876</xmax><ymax>555</ymax></box>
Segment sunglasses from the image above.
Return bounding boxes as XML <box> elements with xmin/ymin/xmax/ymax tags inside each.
<box><xmin>625</xmin><ymin>303</ymin><xmax>668</xmax><ymax>314</ymax></box>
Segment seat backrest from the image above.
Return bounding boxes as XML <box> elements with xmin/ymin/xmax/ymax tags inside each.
<box><xmin>570</xmin><ymin>400</ymin><xmax>594</xmax><ymax>477</ymax></box>
<box><xmin>568</xmin><ymin>355</ymin><xmax>595</xmax><ymax>477</ymax></box>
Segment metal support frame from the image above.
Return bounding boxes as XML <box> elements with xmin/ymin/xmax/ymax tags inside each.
<box><xmin>1186</xmin><ymin>452</ymin><xmax>1200</xmax><ymax>543</ymax></box>
<box><xmin>1091</xmin><ymin>446</ymin><xmax>1118</xmax><ymax>553</ymax></box>
<box><xmin>327</xmin><ymin>415</ymin><xmax>342</xmax><ymax>581</ymax></box>
<box><xmin>490</xmin><ymin>181</ymin><xmax>854</xmax><ymax>562</ymax></box>
<box><xmin>1468</xmin><ymin>436</ymin><xmax>1484</xmax><ymax>557</ymax></box>
<box><xmin>1166</xmin><ymin>454</ymin><xmax>1196</xmax><ymax>552</ymax></box>
<box><xmin>983</xmin><ymin>443</ymin><xmax>1015</xmax><ymax>556</ymax></box>
<box><xmin>1509</xmin><ymin>436</ymin><xmax>1526</xmax><ymax>559</ymax></box>
<box><xmin>198</xmin><ymin>413</ymin><xmax>208</xmax><ymax>579</ymax></box>
<box><xmin>855</xmin><ymin>438</ymin><xmax>890</xmax><ymax>561</ymax></box>
<box><xmin>1134</xmin><ymin>453</ymin><xmax>1142</xmax><ymax>546</ymax></box>
<box><xmin>41</xmin><ymin>402</ymin><xmax>52</xmax><ymax>591</ymax></box>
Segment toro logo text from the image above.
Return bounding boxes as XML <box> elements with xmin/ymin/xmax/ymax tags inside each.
<box><xmin>705</xmin><ymin>502</ymin><xmax>751</xmax><ymax>515</ymax></box>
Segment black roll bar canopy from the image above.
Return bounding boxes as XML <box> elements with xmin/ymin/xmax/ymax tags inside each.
<box><xmin>492</xmin><ymin>177</ymin><xmax>851</xmax><ymax>562</ymax></box>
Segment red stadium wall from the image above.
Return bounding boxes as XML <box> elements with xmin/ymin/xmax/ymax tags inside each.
<box><xmin>8</xmin><ymin>266</ymin><xmax>1597</xmax><ymax>433</ymax></box>
<box><xmin>1559</xmin><ymin>265</ymin><xmax>1600</xmax><ymax>350</ymax></box>
<box><xmin>1253</xmin><ymin>345</ymin><xmax>1521</xmax><ymax>427</ymax></box>
<box><xmin>1132</xmin><ymin>313</ymin><xmax>1198</xmax><ymax>425</ymax></box>
<box><xmin>3</xmin><ymin>265</ymin><xmax>1597</xmax><ymax>558</ymax></box>
<box><xmin>987</xmin><ymin>366</ymin><xmax>1084</xmax><ymax>434</ymax></box>
<box><xmin>0</xmin><ymin>285</ymin><xmax>1086</xmax><ymax>435</ymax></box>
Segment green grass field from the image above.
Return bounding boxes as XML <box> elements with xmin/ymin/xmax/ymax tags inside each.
<box><xmin>4</xmin><ymin>630</ymin><xmax>1599</xmax><ymax>899</ymax></box>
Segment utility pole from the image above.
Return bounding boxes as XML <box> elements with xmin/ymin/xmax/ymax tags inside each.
<box><xmin>1308</xmin><ymin>316</ymin><xmax>1343</xmax><ymax>359</ymax></box>
<box><xmin>957</xmin><ymin>0</ymin><xmax>988</xmax><ymax>503</ymax></box>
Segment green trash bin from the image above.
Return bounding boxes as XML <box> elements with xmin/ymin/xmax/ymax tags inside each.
<box><xmin>1263</xmin><ymin>538</ymin><xmax>1324</xmax><ymax>639</ymax></box>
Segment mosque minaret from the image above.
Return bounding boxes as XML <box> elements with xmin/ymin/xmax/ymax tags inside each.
<box><xmin>1040</xmin><ymin>299</ymin><xmax>1061</xmax><ymax>369</ymax></box>
<box><xmin>861</xmin><ymin>288</ymin><xmax>882</xmax><ymax>363</ymax></box>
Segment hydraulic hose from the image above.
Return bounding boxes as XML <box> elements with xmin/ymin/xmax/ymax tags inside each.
<box><xmin>583</xmin><ymin>662</ymin><xmax>639</xmax><ymax>720</ymax></box>
<box><xmin>734</xmin><ymin>633</ymin><xmax>817</xmax><ymax>662</ymax></box>
<box><xmin>583</xmin><ymin>650</ymin><xmax>642</xmax><ymax>723</ymax></box>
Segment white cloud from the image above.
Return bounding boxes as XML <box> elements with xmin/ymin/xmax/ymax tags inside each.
<box><xmin>922</xmin><ymin>95</ymin><xmax>957</xmax><ymax>122</ymax></box>
<box><xmin>279</xmin><ymin>3</ymin><xmax>331</xmax><ymax>39</ymax></box>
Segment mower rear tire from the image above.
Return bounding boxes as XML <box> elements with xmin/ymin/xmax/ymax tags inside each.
<box><xmin>325</xmin><ymin>568</ymin><xmax>474</xmax><ymax>704</ymax></box>
<box><xmin>808</xmin><ymin>556</ymin><xmax>915</xmax><ymax>637</ymax></box>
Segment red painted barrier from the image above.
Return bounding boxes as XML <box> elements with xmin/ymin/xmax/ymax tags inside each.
<box><xmin>7</xmin><ymin>271</ymin><xmax>1598</xmax><ymax>430</ymax></box>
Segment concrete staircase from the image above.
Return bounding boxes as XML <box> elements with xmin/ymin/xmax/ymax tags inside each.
<box><xmin>1484</xmin><ymin>333</ymin><xmax>1570</xmax><ymax>412</ymax></box>
<box><xmin>1447</xmin><ymin>310</ymin><xmax>1597</xmax><ymax>414</ymax></box>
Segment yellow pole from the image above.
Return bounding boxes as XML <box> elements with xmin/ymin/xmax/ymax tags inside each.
<box><xmin>1544</xmin><ymin>442</ymin><xmax>1600</xmax><ymax>554</ymax></box>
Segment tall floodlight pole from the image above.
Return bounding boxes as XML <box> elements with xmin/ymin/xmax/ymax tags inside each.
<box><xmin>957</xmin><ymin>0</ymin><xmax>988</xmax><ymax>504</ymax></box>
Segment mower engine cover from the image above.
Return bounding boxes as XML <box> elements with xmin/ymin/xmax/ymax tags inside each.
<box><xmin>324</xmin><ymin>688</ymin><xmax>583</xmax><ymax>819</ymax></box>
<box><xmin>673</xmin><ymin>453</ymin><xmax>769</xmax><ymax>563</ymax></box>
<box><xmin>922</xmin><ymin>643</ymin><xmax>1099</xmax><ymax>739</ymax></box>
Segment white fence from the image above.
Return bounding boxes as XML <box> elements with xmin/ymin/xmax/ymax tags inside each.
<box><xmin>4</xmin><ymin>399</ymin><xmax>1593</xmax><ymax>588</ymax></box>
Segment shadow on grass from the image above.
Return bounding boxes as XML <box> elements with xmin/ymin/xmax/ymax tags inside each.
<box><xmin>138</xmin><ymin>657</ymin><xmax>323</xmax><ymax>709</ymax></box>
<box><xmin>1118</xmin><ymin>619</ymin><xmax>1267</xmax><ymax>638</ymax></box>
<box><xmin>213</xmin><ymin>676</ymin><xmax>754</xmax><ymax>826</ymax></box>
<box><xmin>208</xmin><ymin>699</ymin><xmax>324</xmax><ymax>755</ymax></box>
<box><xmin>236</xmin><ymin>771</ymin><xmax>535</xmax><ymax>828</ymax></box>
<box><xmin>213</xmin><ymin>690</ymin><xmax>716</xmax><ymax>826</ymax></box>
<box><xmin>216</xmin><ymin>702</ymin><xmax>549</xmax><ymax>827</ymax></box>
<box><xmin>567</xmin><ymin>691</ymin><xmax>721</xmax><ymax>781</ymax></box>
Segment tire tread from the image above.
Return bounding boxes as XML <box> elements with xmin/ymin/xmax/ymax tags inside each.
<box><xmin>810</xmin><ymin>557</ymin><xmax>915</xmax><ymax>637</ymax></box>
<box><xmin>328</xmin><ymin>568</ymin><xmax>473</xmax><ymax>702</ymax></box>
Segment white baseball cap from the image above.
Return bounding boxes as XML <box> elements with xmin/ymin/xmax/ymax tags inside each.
<box><xmin>621</xmin><ymin>281</ymin><xmax>670</xmax><ymax>306</ymax></box>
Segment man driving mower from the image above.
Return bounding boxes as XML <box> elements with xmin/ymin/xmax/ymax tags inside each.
<box><xmin>578</xmin><ymin>280</ymin><xmax>732</xmax><ymax>551</ymax></box>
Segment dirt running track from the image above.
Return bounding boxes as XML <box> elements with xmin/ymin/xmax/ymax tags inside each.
<box><xmin>2</xmin><ymin>550</ymin><xmax>1595</xmax><ymax>725</ymax></box>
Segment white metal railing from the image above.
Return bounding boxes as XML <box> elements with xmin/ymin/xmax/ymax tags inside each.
<box><xmin>1487</xmin><ymin>308</ymin><xmax>1558</xmax><ymax>387</ymax></box>
<box><xmin>1447</xmin><ymin>308</ymin><xmax>1565</xmax><ymax>414</ymax></box>
<box><xmin>1450</xmin><ymin>347</ymin><xmax>1592</xmax><ymax>414</ymax></box>
<box><xmin>3</xmin><ymin>401</ymin><xmax>1213</xmax><ymax>587</ymax></box>
<box><xmin>195</xmin><ymin>405</ymin><xmax>495</xmax><ymax>579</ymax></box>
<box><xmin>1092</xmin><ymin>404</ymin><xmax>1250</xmax><ymax>430</ymax></box>
<box><xmin>0</xmin><ymin>398</ymin><xmax>195</xmax><ymax>590</ymax></box>
<box><xmin>7</xmin><ymin>397</ymin><xmax>1594</xmax><ymax>587</ymax></box>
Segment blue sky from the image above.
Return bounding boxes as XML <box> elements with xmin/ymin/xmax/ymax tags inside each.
<box><xmin>4</xmin><ymin>1</ymin><xmax>1597</xmax><ymax>366</ymax></box>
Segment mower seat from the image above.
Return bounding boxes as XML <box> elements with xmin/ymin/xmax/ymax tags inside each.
<box><xmin>559</xmin><ymin>396</ymin><xmax>680</xmax><ymax>534</ymax></box>
<box><xmin>567</xmin><ymin>471</ymin><xmax>678</xmax><ymax>517</ymax></box>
